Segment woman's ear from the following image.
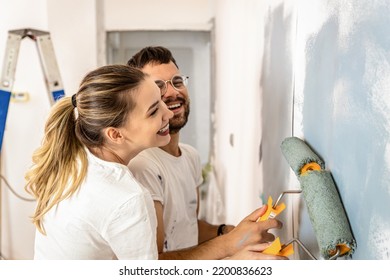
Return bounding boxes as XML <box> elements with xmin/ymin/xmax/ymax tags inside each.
<box><xmin>103</xmin><ymin>127</ymin><xmax>125</xmax><ymax>144</ymax></box>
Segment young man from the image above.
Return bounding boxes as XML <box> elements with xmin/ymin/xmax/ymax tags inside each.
<box><xmin>127</xmin><ymin>46</ymin><xmax>284</xmax><ymax>260</ymax></box>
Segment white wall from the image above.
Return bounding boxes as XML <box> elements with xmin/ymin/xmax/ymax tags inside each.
<box><xmin>104</xmin><ymin>0</ymin><xmax>215</xmax><ymax>31</ymax></box>
<box><xmin>213</xmin><ymin>0</ymin><xmax>267</xmax><ymax>225</ymax></box>
<box><xmin>47</xmin><ymin>0</ymin><xmax>99</xmax><ymax>95</ymax></box>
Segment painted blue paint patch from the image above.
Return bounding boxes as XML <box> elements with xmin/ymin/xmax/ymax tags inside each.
<box><xmin>301</xmin><ymin>1</ymin><xmax>390</xmax><ymax>259</ymax></box>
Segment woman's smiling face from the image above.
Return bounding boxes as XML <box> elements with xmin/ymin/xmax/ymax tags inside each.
<box><xmin>121</xmin><ymin>76</ymin><xmax>174</xmax><ymax>153</ymax></box>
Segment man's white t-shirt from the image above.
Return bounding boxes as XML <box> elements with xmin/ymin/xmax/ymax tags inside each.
<box><xmin>128</xmin><ymin>144</ymin><xmax>203</xmax><ymax>252</ymax></box>
<box><xmin>34</xmin><ymin>149</ymin><xmax>157</xmax><ymax>260</ymax></box>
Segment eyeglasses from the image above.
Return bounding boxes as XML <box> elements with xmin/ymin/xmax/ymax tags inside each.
<box><xmin>154</xmin><ymin>75</ymin><xmax>189</xmax><ymax>96</ymax></box>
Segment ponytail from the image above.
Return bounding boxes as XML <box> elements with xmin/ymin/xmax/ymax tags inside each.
<box><xmin>25</xmin><ymin>96</ymin><xmax>87</xmax><ymax>234</ymax></box>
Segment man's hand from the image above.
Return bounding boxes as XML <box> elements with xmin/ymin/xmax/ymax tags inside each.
<box><xmin>221</xmin><ymin>205</ymin><xmax>283</xmax><ymax>256</ymax></box>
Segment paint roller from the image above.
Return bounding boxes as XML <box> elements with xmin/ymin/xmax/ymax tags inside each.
<box><xmin>280</xmin><ymin>136</ymin><xmax>356</xmax><ymax>259</ymax></box>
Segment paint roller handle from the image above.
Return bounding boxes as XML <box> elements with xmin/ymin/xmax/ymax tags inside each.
<box><xmin>273</xmin><ymin>190</ymin><xmax>302</xmax><ymax>208</ymax></box>
<box><xmin>228</xmin><ymin>243</ymin><xmax>288</xmax><ymax>260</ymax></box>
<box><xmin>222</xmin><ymin>205</ymin><xmax>283</xmax><ymax>256</ymax></box>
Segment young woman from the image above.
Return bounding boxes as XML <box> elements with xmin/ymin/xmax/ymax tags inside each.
<box><xmin>25</xmin><ymin>65</ymin><xmax>173</xmax><ymax>259</ymax></box>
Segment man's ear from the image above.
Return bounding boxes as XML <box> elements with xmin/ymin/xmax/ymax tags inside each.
<box><xmin>103</xmin><ymin>127</ymin><xmax>125</xmax><ymax>144</ymax></box>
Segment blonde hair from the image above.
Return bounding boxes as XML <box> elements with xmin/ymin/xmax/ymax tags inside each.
<box><xmin>25</xmin><ymin>65</ymin><xmax>146</xmax><ymax>234</ymax></box>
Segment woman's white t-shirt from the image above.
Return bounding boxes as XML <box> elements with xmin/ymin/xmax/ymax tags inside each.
<box><xmin>34</xmin><ymin>150</ymin><xmax>157</xmax><ymax>260</ymax></box>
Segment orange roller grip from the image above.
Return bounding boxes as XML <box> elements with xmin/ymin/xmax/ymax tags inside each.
<box><xmin>300</xmin><ymin>162</ymin><xmax>322</xmax><ymax>175</ymax></box>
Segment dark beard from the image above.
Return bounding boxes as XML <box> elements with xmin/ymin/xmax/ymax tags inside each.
<box><xmin>169</xmin><ymin>104</ymin><xmax>190</xmax><ymax>134</ymax></box>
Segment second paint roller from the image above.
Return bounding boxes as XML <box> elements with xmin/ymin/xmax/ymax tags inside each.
<box><xmin>280</xmin><ymin>137</ymin><xmax>356</xmax><ymax>259</ymax></box>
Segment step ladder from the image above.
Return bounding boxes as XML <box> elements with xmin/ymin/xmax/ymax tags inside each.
<box><xmin>0</xmin><ymin>28</ymin><xmax>65</xmax><ymax>151</ymax></box>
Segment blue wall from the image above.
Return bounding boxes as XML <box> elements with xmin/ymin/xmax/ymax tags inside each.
<box><xmin>261</xmin><ymin>0</ymin><xmax>390</xmax><ymax>259</ymax></box>
<box><xmin>301</xmin><ymin>1</ymin><xmax>390</xmax><ymax>260</ymax></box>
